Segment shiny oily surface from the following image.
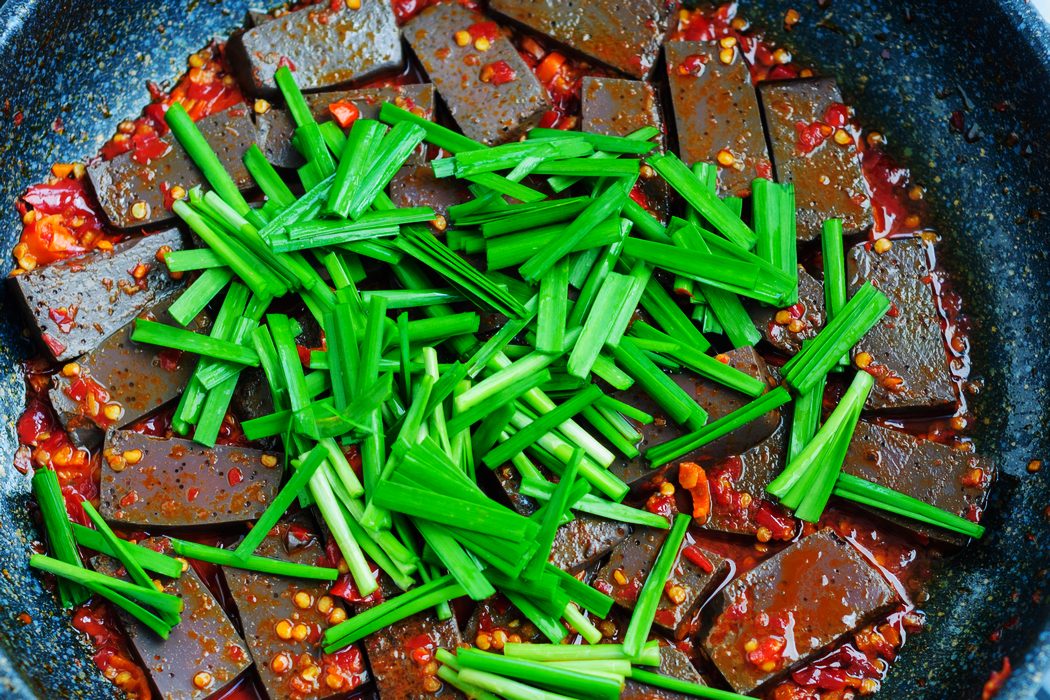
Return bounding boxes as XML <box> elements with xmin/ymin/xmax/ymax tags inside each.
<box><xmin>0</xmin><ymin>3</ymin><xmax>1046</xmax><ymax>700</ymax></box>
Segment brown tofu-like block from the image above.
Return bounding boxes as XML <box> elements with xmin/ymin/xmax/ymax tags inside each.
<box><xmin>842</xmin><ymin>422</ymin><xmax>996</xmax><ymax>545</ymax></box>
<box><xmin>49</xmin><ymin>291</ymin><xmax>212</xmax><ymax>448</ymax></box>
<box><xmin>492</xmin><ymin>463</ymin><xmax>629</xmax><ymax>573</ymax></box>
<box><xmin>228</xmin><ymin>0</ymin><xmax>402</xmax><ymax>95</ymax></box>
<box><xmin>99</xmin><ymin>430</ymin><xmax>284</xmax><ymax>528</ymax></box>
<box><xmin>581</xmin><ymin>77</ymin><xmax>669</xmax><ymax>222</ymax></box>
<box><xmin>847</xmin><ymin>236</ymin><xmax>955</xmax><ymax>412</ymax></box>
<box><xmin>388</xmin><ymin>164</ymin><xmax>472</xmax><ymax>232</ymax></box>
<box><xmin>621</xmin><ymin>646</ymin><xmax>710</xmax><ymax>700</ymax></box>
<box><xmin>702</xmin><ymin>412</ymin><xmax>793</xmax><ymax>537</ymax></box>
<box><xmin>757</xmin><ymin>77</ymin><xmax>873</xmax><ymax>240</ymax></box>
<box><xmin>359</xmin><ymin>575</ymin><xmax>467</xmax><ymax>700</ymax></box>
<box><xmin>257</xmin><ymin>84</ymin><xmax>436</xmax><ymax>169</ymax></box>
<box><xmin>488</xmin><ymin>0</ymin><xmax>675</xmax><ymax>80</ymax></box>
<box><xmin>664</xmin><ymin>41</ymin><xmax>772</xmax><ymax>197</ymax></box>
<box><xmin>702</xmin><ymin>528</ymin><xmax>899</xmax><ymax>695</ymax></box>
<box><xmin>9</xmin><ymin>229</ymin><xmax>187</xmax><ymax>363</ymax></box>
<box><xmin>609</xmin><ymin>346</ymin><xmax>780</xmax><ymax>490</ymax></box>
<box><xmin>462</xmin><ymin>595</ymin><xmax>548</xmax><ymax>648</ymax></box>
<box><xmin>223</xmin><ymin>516</ymin><xmax>369</xmax><ymax>700</ymax></box>
<box><xmin>749</xmin><ymin>265</ymin><xmax>826</xmax><ymax>356</ymax></box>
<box><xmin>403</xmin><ymin>3</ymin><xmax>550</xmax><ymax>146</ymax></box>
<box><xmin>592</xmin><ymin>526</ymin><xmax>728</xmax><ymax>639</ymax></box>
<box><xmin>88</xmin><ymin>106</ymin><xmax>256</xmax><ymax>230</ymax></box>
<box><xmin>94</xmin><ymin>538</ymin><xmax>253</xmax><ymax>700</ymax></box>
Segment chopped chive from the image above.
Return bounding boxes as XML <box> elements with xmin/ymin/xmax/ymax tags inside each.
<box><xmin>524</xmin><ymin>449</ymin><xmax>581</xmax><ymax>578</ymax></box>
<box><xmin>295</xmin><ymin>122</ymin><xmax>337</xmax><ymax>177</ymax></box>
<box><xmin>168</xmin><ymin>267</ymin><xmax>234</xmax><ymax>327</ymax></box>
<box><xmin>793</xmin><ymin>396</ymin><xmax>864</xmax><ymax>522</ymax></box>
<box><xmin>445</xmin><ymin>369</ymin><xmax>550</xmax><ymax>436</ymax></box>
<box><xmin>455</xmin><ymin>138</ymin><xmax>592</xmax><ymax>176</ymax></box>
<box><xmin>639</xmin><ymin>276</ymin><xmax>710</xmax><ymax>353</ymax></box>
<box><xmin>171</xmin><ymin>537</ymin><xmax>338</xmax><ymax>580</ymax></box>
<box><xmin>623</xmin><ymin>513</ymin><xmax>690</xmax><ymax>657</ymax></box>
<box><xmin>544</xmin><ymin>564</ymin><xmax>616</xmax><ymax>619</ymax></box>
<box><xmin>257</xmin><ymin>174</ymin><xmax>335</xmax><ymax>243</ymax></box>
<box><xmin>457</xmin><ymin>348</ymin><xmax>571</xmax><ymax>414</ymax></box>
<box><xmin>164</xmin><ymin>103</ymin><xmax>251</xmax><ymax>217</ymax></box>
<box><xmin>647</xmin><ymin>387</ymin><xmax>791</xmax><ymax>467</ymax></box>
<box><xmin>373</xmin><ymin>482</ymin><xmax>537</xmax><ymax>540</ymax></box>
<box><xmin>379</xmin><ymin>102</ymin><xmax>482</xmax><ymax>154</ymax></box>
<box><xmin>323</xmin><ymin>574</ymin><xmax>461</xmax><ymax>650</ymax></box>
<box><xmin>777</xmin><ymin>184</ymin><xmax>799</xmax><ymax>305</ymax></box>
<box><xmin>162</xmin><ymin>248</ymin><xmax>226</xmax><ymax>272</ymax></box>
<box><xmin>568</xmin><ymin>273</ymin><xmax>633</xmax><ymax>379</ymax></box>
<box><xmin>360</xmin><ymin>288</ymin><xmax>466</xmax><ymax>309</ymax></box>
<box><xmin>567</xmin><ymin>248</ymin><xmax>601</xmax><ymax>290</ymax></box>
<box><xmin>605</xmin><ymin>260</ymin><xmax>651</xmax><ymax>348</ymax></box>
<box><xmin>479</xmin><ymin>199</ymin><xmax>590</xmax><ymax>237</ymax></box>
<box><xmin>821</xmin><ymin>218</ymin><xmax>848</xmax><ymax>366</ymax></box>
<box><xmin>543</xmin><ymin>660</ymin><xmax>630</xmax><ymax>678</ymax></box>
<box><xmin>834</xmin><ymin>474</ymin><xmax>985</xmax><ymax>538</ymax></box>
<box><xmin>623</xmin><ymin>238</ymin><xmax>759</xmax><ymax>291</ymax></box>
<box><xmin>629</xmin><ymin>669</ymin><xmax>749</xmax><ymax>699</ymax></box>
<box><xmin>457</xmin><ymin>668</ymin><xmax>576</xmax><ymax>700</ymax></box>
<box><xmin>465</xmin><ymin>172</ymin><xmax>547</xmax><ymax>203</ymax></box>
<box><xmin>481</xmin><ymin>385</ymin><xmax>601</xmax><ymax>469</ymax></box>
<box><xmin>414</xmin><ymin>517</ymin><xmax>496</xmax><ymax>600</ymax></box>
<box><xmin>536</xmin><ymin>258</ymin><xmax>569</xmax><ymax>354</ymax></box>
<box><xmin>342</xmin><ymin>123</ymin><xmax>428</xmax><ymax>220</ymax></box>
<box><xmin>630</xmin><ymin>321</ymin><xmax>764</xmax><ymax>397</ymax></box>
<box><xmin>528</xmin><ymin>158</ymin><xmax>639</xmax><ymax>177</ymax></box>
<box><xmin>788</xmin><ymin>376</ymin><xmax>826</xmax><ymax>463</ymax></box>
<box><xmin>289</xmin><ymin>207</ymin><xmax>434</xmax><ymax>237</ymax></box>
<box><xmin>244</xmin><ymin>144</ymin><xmax>296</xmax><ymax>207</ymax></box>
<box><xmin>457</xmin><ymin>649</ymin><xmax>621</xmax><ymax>700</ymax></box>
<box><xmin>77</xmin><ymin>576</ymin><xmax>173</xmax><ymax>639</ymax></box>
<box><xmin>132</xmin><ymin>320</ymin><xmax>258</xmax><ymax>366</ymax></box>
<box><xmin>437</xmin><ymin>664</ymin><xmax>503</xmax><ymax>700</ymax></box>
<box><xmin>753</xmin><ymin>178</ymin><xmax>780</xmax><ymax>268</ymax></box>
<box><xmin>529</xmin><ymin>126</ymin><xmax>658</xmax><ymax>155</ymax></box>
<box><xmin>502</xmin><ymin>590</ymin><xmax>569</xmax><ymax>643</ymax></box>
<box><xmin>562</xmin><ymin>602</ymin><xmax>603</xmax><ymax>645</ymax></box>
<box><xmin>782</xmin><ymin>282</ymin><xmax>890</xmax><ymax>395</ymax></box>
<box><xmin>581</xmin><ymin>405</ymin><xmax>639</xmax><ymax>458</ymax></box>
<box><xmin>487</xmin><ymin>218</ymin><xmax>627</xmax><ymax>271</ymax></box>
<box><xmin>70</xmin><ymin>524</ymin><xmax>182</xmax><ymax>578</ymax></box>
<box><xmin>30</xmin><ymin>554</ymin><xmax>184</xmax><ymax>616</ymax></box>
<box><xmin>327</xmin><ymin>118</ymin><xmax>386</xmax><ymax>217</ymax></box>
<box><xmin>519</xmin><ymin>180</ymin><xmax>630</xmax><ymax>283</ymax></box>
<box><xmin>768</xmin><ymin>372</ymin><xmax>872</xmax><ymax>507</ymax></box>
<box><xmin>82</xmin><ymin>501</ymin><xmax>177</xmax><ymax>625</ymax></box>
<box><xmin>32</xmin><ymin>470</ymin><xmax>88</xmax><ymax>607</ymax></box>
<box><xmin>622</xmin><ymin>197</ymin><xmax>674</xmax><ymax>244</ymax></box>
<box><xmin>233</xmin><ymin>447</ymin><xmax>326</xmax><ymax>561</ymax></box>
<box><xmin>648</xmin><ymin>151</ymin><xmax>756</xmax><ymax>250</ymax></box>
<box><xmin>609</xmin><ymin>337</ymin><xmax>707</xmax><ymax>431</ymax></box>
<box><xmin>503</xmin><ymin>641</ymin><xmax>661</xmax><ymax>666</ymax></box>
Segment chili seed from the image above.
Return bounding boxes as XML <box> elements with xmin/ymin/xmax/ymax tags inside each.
<box><xmin>873</xmin><ymin>238</ymin><xmax>892</xmax><ymax>254</ymax></box>
<box><xmin>855</xmin><ymin>352</ymin><xmax>874</xmax><ymax>368</ymax></box>
<box><xmin>1028</xmin><ymin>460</ymin><xmax>1042</xmax><ymax>473</ymax></box>
<box><xmin>423</xmin><ymin>677</ymin><xmax>442</xmax><ymax>693</ymax></box>
<box><xmin>61</xmin><ymin>362</ymin><xmax>81</xmax><ymax>377</ymax></box>
<box><xmin>192</xmin><ymin>672</ymin><xmax>212</xmax><ymax>689</ymax></box>
<box><xmin>833</xmin><ymin>128</ymin><xmax>852</xmax><ymax>145</ymax></box>
<box><xmin>294</xmin><ymin>591</ymin><xmax>313</xmax><ymax>609</ymax></box>
<box><xmin>261</xmin><ymin>454</ymin><xmax>278</xmax><ymax>468</ymax></box>
<box><xmin>613</xmin><ymin>569</ymin><xmax>628</xmax><ymax>585</ymax></box>
<box><xmin>474</xmin><ymin>37</ymin><xmax>491</xmax><ymax>51</ymax></box>
<box><xmin>130</xmin><ymin>201</ymin><xmax>150</xmax><ymax>220</ymax></box>
<box><xmin>317</xmin><ymin>595</ymin><xmax>334</xmax><ymax>614</ymax></box>
<box><xmin>718</xmin><ymin>47</ymin><xmax>735</xmax><ymax>64</ymax></box>
<box><xmin>103</xmin><ymin>403</ymin><xmax>124</xmax><ymax>421</ymax></box>
<box><xmin>328</xmin><ymin>608</ymin><xmax>347</xmax><ymax>624</ymax></box>
<box><xmin>475</xmin><ymin>632</ymin><xmax>491</xmax><ymax>650</ymax></box>
<box><xmin>491</xmin><ymin>630</ymin><xmax>508</xmax><ymax>650</ymax></box>
<box><xmin>659</xmin><ymin>481</ymin><xmax>675</xmax><ymax>496</ymax></box>
<box><xmin>716</xmin><ymin>149</ymin><xmax>735</xmax><ymax>166</ymax></box>
<box><xmin>275</xmin><ymin>620</ymin><xmax>293</xmax><ymax>639</ymax></box>
<box><xmin>271</xmin><ymin>653</ymin><xmax>291</xmax><ymax>673</ymax></box>
<box><xmin>291</xmin><ymin>623</ymin><xmax>309</xmax><ymax>641</ymax></box>
<box><xmin>757</xmin><ymin>526</ymin><xmax>773</xmax><ymax>543</ymax></box>
<box><xmin>773</xmin><ymin>48</ymin><xmax>791</xmax><ymax>64</ymax></box>
<box><xmin>454</xmin><ymin>30</ymin><xmax>470</xmax><ymax>46</ymax></box>
<box><xmin>784</xmin><ymin>8</ymin><xmax>800</xmax><ymax>26</ymax></box>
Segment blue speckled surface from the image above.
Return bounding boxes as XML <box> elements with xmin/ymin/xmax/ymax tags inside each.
<box><xmin>0</xmin><ymin>0</ymin><xmax>1045</xmax><ymax>698</ymax></box>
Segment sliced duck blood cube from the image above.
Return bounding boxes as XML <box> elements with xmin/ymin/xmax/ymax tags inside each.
<box><xmin>388</xmin><ymin>164</ymin><xmax>472</xmax><ymax>233</ymax></box>
<box><xmin>257</xmin><ymin>84</ymin><xmax>437</xmax><ymax>169</ymax></box>
<box><xmin>621</xmin><ymin>646</ymin><xmax>713</xmax><ymax>700</ymax></box>
<box><xmin>757</xmin><ymin>76</ymin><xmax>873</xmax><ymax>241</ymax></box>
<box><xmin>227</xmin><ymin>0</ymin><xmax>402</xmax><ymax>96</ymax></box>
<box><xmin>488</xmin><ymin>0</ymin><xmax>676</xmax><ymax>80</ymax></box>
<box><xmin>701</xmin><ymin>413</ymin><xmax>797</xmax><ymax>539</ymax></box>
<box><xmin>403</xmin><ymin>3</ymin><xmax>550</xmax><ymax>146</ymax></box>
<box><xmin>98</xmin><ymin>430</ymin><xmax>284</xmax><ymax>528</ymax></box>
<box><xmin>355</xmin><ymin>574</ymin><xmax>467</xmax><ymax>700</ymax></box>
<box><xmin>462</xmin><ymin>593</ymin><xmax>547</xmax><ymax>650</ymax></box>
<box><xmin>664</xmin><ymin>41</ymin><xmax>772</xmax><ymax>198</ymax></box>
<box><xmin>87</xmin><ymin>105</ymin><xmax>257</xmax><ymax>230</ymax></box>
<box><xmin>592</xmin><ymin>525</ymin><xmax>728</xmax><ymax>639</ymax></box>
<box><xmin>608</xmin><ymin>346</ymin><xmax>780</xmax><ymax>491</ymax></box>
<box><xmin>701</xmin><ymin>528</ymin><xmax>900</xmax><ymax>696</ymax></box>
<box><xmin>841</xmin><ymin>421</ymin><xmax>997</xmax><ymax>546</ymax></box>
<box><xmin>749</xmin><ymin>265</ymin><xmax>827</xmax><ymax>355</ymax></box>
<box><xmin>93</xmin><ymin>537</ymin><xmax>253</xmax><ymax>700</ymax></box>
<box><xmin>847</xmin><ymin>236</ymin><xmax>957</xmax><ymax>412</ymax></box>
<box><xmin>49</xmin><ymin>290</ymin><xmax>213</xmax><ymax>449</ymax></box>
<box><xmin>580</xmin><ymin>76</ymin><xmax>670</xmax><ymax>222</ymax></box>
<box><xmin>222</xmin><ymin>515</ymin><xmax>369</xmax><ymax>700</ymax></box>
<box><xmin>9</xmin><ymin>228</ymin><xmax>187</xmax><ymax>364</ymax></box>
<box><xmin>491</xmin><ymin>463</ymin><xmax>629</xmax><ymax>573</ymax></box>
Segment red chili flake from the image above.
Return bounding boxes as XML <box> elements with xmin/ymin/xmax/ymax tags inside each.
<box><xmin>48</xmin><ymin>306</ymin><xmax>77</xmax><ymax>333</ymax></box>
<box><xmin>823</xmin><ymin>102</ymin><xmax>849</xmax><ymax>128</ymax></box>
<box><xmin>982</xmin><ymin>657</ymin><xmax>1011</xmax><ymax>700</ymax></box>
<box><xmin>677</xmin><ymin>53</ymin><xmax>707</xmax><ymax>75</ymax></box>
<box><xmin>330</xmin><ymin>0</ymin><xmax>344</xmax><ymax>11</ymax></box>
<box><xmin>277</xmin><ymin>56</ymin><xmax>297</xmax><ymax>71</ymax></box>
<box><xmin>328</xmin><ymin>100</ymin><xmax>361</xmax><ymax>128</ymax></box>
<box><xmin>228</xmin><ymin>467</ymin><xmax>244</xmax><ymax>487</ymax></box>
<box><xmin>42</xmin><ymin>333</ymin><xmax>67</xmax><ymax>357</ymax></box>
<box><xmin>537</xmin><ymin>110</ymin><xmax>559</xmax><ymax>129</ymax></box>
<box><xmin>144</xmin><ymin>102</ymin><xmax>171</xmax><ymax>133</ymax></box>
<box><xmin>793</xmin><ymin>644</ymin><xmax>878</xmax><ymax>691</ymax></box>
<box><xmin>654</xmin><ymin>609</ymin><xmax>677</xmax><ymax>627</ymax></box>
<box><xmin>119</xmin><ymin>491</ymin><xmax>139</xmax><ymax>507</ymax></box>
<box><xmin>187</xmin><ymin>488</ymin><xmax>199</xmax><ymax>501</ymax></box>
<box><xmin>226</xmin><ymin>644</ymin><xmax>245</xmax><ymax>662</ymax></box>
<box><xmin>795</xmin><ymin>120</ymin><xmax>833</xmax><ymax>153</ymax></box>
<box><xmin>948</xmin><ymin>110</ymin><xmax>965</xmax><ymax>133</ymax></box>
<box><xmin>481</xmin><ymin>60</ymin><xmax>516</xmax><ymax>86</ymax></box>
<box><xmin>52</xmin><ymin>117</ymin><xmax>64</xmax><ymax>134</ymax></box>
<box><xmin>130</xmin><ymin>131</ymin><xmax>171</xmax><ymax>165</ymax></box>
<box><xmin>14</xmin><ymin>111</ymin><xmax>23</xmax><ymax>127</ymax></box>
<box><xmin>886</xmin><ymin>303</ymin><xmax>900</xmax><ymax>317</ymax></box>
<box><xmin>411</xmin><ymin>648</ymin><xmax>431</xmax><ymax>665</ymax></box>
<box><xmin>594</xmin><ymin>579</ymin><xmax>613</xmax><ymax>595</ymax></box>
<box><xmin>468</xmin><ymin>21</ymin><xmax>499</xmax><ymax>41</ymax></box>
<box><xmin>158</xmin><ymin>349</ymin><xmax>183</xmax><ymax>372</ymax></box>
<box><xmin>296</xmin><ymin>344</ymin><xmax>312</xmax><ymax>367</ymax></box>
<box><xmin>682</xmin><ymin>545</ymin><xmax>714</xmax><ymax>572</ymax></box>
<box><xmin>756</xmin><ymin>160</ymin><xmax>773</xmax><ymax>179</ymax></box>
<box><xmin>747</xmin><ymin>636</ymin><xmax>786</xmax><ymax>667</ymax></box>
<box><xmin>404</xmin><ymin>634</ymin><xmax>434</xmax><ymax>649</ymax></box>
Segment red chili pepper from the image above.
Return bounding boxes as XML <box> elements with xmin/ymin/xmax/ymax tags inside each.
<box><xmin>683</xmin><ymin>545</ymin><xmax>714</xmax><ymax>573</ymax></box>
<box><xmin>328</xmin><ymin>100</ymin><xmax>361</xmax><ymax>128</ymax></box>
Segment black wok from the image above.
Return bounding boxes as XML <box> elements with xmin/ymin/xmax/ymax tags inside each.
<box><xmin>0</xmin><ymin>0</ymin><xmax>1046</xmax><ymax>697</ymax></box>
